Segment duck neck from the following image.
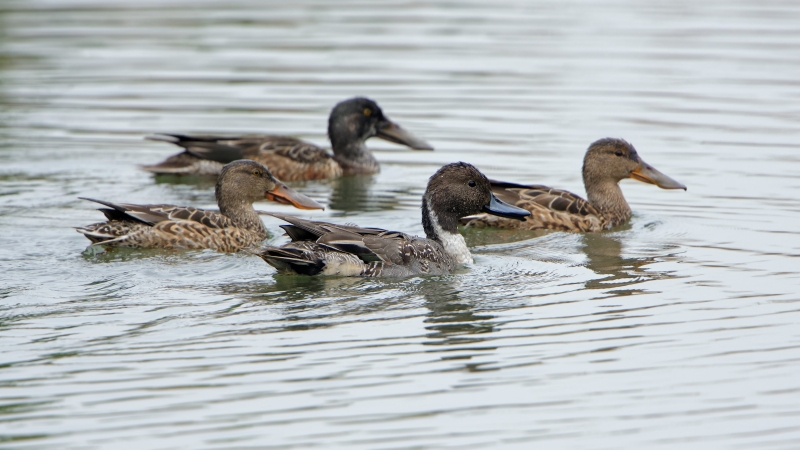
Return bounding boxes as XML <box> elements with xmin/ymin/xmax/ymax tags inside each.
<box><xmin>217</xmin><ymin>193</ymin><xmax>268</xmax><ymax>239</ymax></box>
<box><xmin>422</xmin><ymin>194</ymin><xmax>472</xmax><ymax>264</ymax></box>
<box><xmin>331</xmin><ymin>140</ymin><xmax>379</xmax><ymax>175</ymax></box>
<box><xmin>584</xmin><ymin>176</ymin><xmax>632</xmax><ymax>228</ymax></box>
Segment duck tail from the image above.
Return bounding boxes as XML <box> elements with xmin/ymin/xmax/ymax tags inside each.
<box><xmin>74</xmin><ymin>226</ymin><xmax>129</xmax><ymax>246</ymax></box>
<box><xmin>145</xmin><ymin>133</ymin><xmax>185</xmax><ymax>144</ymax></box>
<box><xmin>255</xmin><ymin>246</ymin><xmax>326</xmax><ymax>276</ymax></box>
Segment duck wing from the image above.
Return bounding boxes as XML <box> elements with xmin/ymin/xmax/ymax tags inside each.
<box><xmin>267</xmin><ymin>213</ymin><xmax>412</xmax><ymax>264</ymax></box>
<box><xmin>250</xmin><ymin>137</ymin><xmax>340</xmax><ymax>181</ymax></box>
<box><xmin>147</xmin><ymin>134</ymin><xmax>331</xmax><ymax>165</ymax></box>
<box><xmin>80</xmin><ymin>197</ymin><xmax>234</xmax><ymax>229</ymax></box>
<box><xmin>264</xmin><ymin>137</ymin><xmax>333</xmax><ymax>163</ymax></box>
<box><xmin>147</xmin><ymin>134</ymin><xmax>253</xmax><ymax>163</ymax></box>
<box><xmin>489</xmin><ymin>180</ymin><xmax>600</xmax><ymax>217</ymax></box>
<box><xmin>460</xmin><ymin>180</ymin><xmax>605</xmax><ymax>231</ymax></box>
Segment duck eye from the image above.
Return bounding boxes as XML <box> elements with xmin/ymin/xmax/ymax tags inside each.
<box><xmin>614</xmin><ymin>151</ymin><xmax>623</xmax><ymax>157</ymax></box>
<box><xmin>363</xmin><ymin>108</ymin><xmax>372</xmax><ymax>117</ymax></box>
<box><xmin>252</xmin><ymin>170</ymin><xmax>261</xmax><ymax>176</ymax></box>
<box><xmin>468</xmin><ymin>180</ymin><xmax>476</xmax><ymax>187</ymax></box>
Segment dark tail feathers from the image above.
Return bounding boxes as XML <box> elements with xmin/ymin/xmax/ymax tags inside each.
<box><xmin>258</xmin><ymin>246</ymin><xmax>326</xmax><ymax>276</ymax></box>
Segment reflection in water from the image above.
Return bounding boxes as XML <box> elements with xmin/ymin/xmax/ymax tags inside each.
<box><xmin>216</xmin><ymin>270</ymin><xmax>501</xmax><ymax>362</ymax></box>
<box><xmin>418</xmin><ymin>277</ymin><xmax>497</xmax><ymax>372</ymax></box>
<box><xmin>81</xmin><ymin>245</ymin><xmax>171</xmax><ymax>260</ymax></box>
<box><xmin>219</xmin><ymin>273</ymin><xmax>365</xmax><ymax>304</ymax></box>
<box><xmin>464</xmin><ymin>224</ymin><xmax>680</xmax><ymax>299</ymax></box>
<box><xmin>421</xmin><ymin>279</ymin><xmax>496</xmax><ymax>345</ymax></box>
<box><xmin>215</xmin><ymin>273</ymin><xmax>421</xmax><ymax>329</ymax></box>
<box><xmin>579</xmin><ymin>231</ymin><xmax>677</xmax><ymax>295</ymax></box>
<box><xmin>418</xmin><ymin>278</ymin><xmax>500</xmax><ymax>372</ymax></box>
<box><xmin>263</xmin><ymin>274</ymin><xmax>365</xmax><ymax>302</ymax></box>
<box><xmin>460</xmin><ymin>225</ymin><xmax>547</xmax><ymax>248</ymax></box>
<box><xmin>152</xmin><ymin>173</ymin><xmax>217</xmax><ymax>191</ymax></box>
<box><xmin>326</xmin><ymin>175</ymin><xmax>377</xmax><ymax>212</ymax></box>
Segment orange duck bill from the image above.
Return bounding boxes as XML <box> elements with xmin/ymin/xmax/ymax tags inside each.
<box><xmin>266</xmin><ymin>184</ymin><xmax>325</xmax><ymax>210</ymax></box>
<box><xmin>630</xmin><ymin>159</ymin><xmax>687</xmax><ymax>190</ymax></box>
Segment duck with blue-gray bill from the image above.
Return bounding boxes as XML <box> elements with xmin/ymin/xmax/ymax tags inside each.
<box><xmin>143</xmin><ymin>97</ymin><xmax>433</xmax><ymax>180</ymax></box>
<box><xmin>77</xmin><ymin>160</ymin><xmax>324</xmax><ymax>252</ymax></box>
<box><xmin>461</xmin><ymin>138</ymin><xmax>686</xmax><ymax>232</ymax></box>
<box><xmin>254</xmin><ymin>162</ymin><xmax>531</xmax><ymax>277</ymax></box>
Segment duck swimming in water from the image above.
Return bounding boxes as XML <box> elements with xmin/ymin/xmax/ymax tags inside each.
<box><xmin>254</xmin><ymin>162</ymin><xmax>531</xmax><ymax>277</ymax></box>
<box><xmin>77</xmin><ymin>160</ymin><xmax>324</xmax><ymax>252</ymax></box>
<box><xmin>460</xmin><ymin>138</ymin><xmax>686</xmax><ymax>232</ymax></box>
<box><xmin>142</xmin><ymin>97</ymin><xmax>433</xmax><ymax>180</ymax></box>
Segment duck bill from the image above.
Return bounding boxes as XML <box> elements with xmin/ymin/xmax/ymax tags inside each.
<box><xmin>265</xmin><ymin>184</ymin><xmax>325</xmax><ymax>210</ymax></box>
<box><xmin>481</xmin><ymin>193</ymin><xmax>531</xmax><ymax>220</ymax></box>
<box><xmin>630</xmin><ymin>159</ymin><xmax>687</xmax><ymax>190</ymax></box>
<box><xmin>376</xmin><ymin>119</ymin><xmax>434</xmax><ymax>150</ymax></box>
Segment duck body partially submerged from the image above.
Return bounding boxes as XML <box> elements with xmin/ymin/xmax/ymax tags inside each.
<box><xmin>255</xmin><ymin>215</ymin><xmax>455</xmax><ymax>277</ymax></box>
<box><xmin>77</xmin><ymin>160</ymin><xmax>324</xmax><ymax>252</ymax></box>
<box><xmin>142</xmin><ymin>97</ymin><xmax>433</xmax><ymax>180</ymax></box>
<box><xmin>461</xmin><ymin>138</ymin><xmax>686</xmax><ymax>232</ymax></box>
<box><xmin>255</xmin><ymin>162</ymin><xmax>531</xmax><ymax>277</ymax></box>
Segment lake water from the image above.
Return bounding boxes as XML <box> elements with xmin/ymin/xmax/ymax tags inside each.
<box><xmin>1</xmin><ymin>0</ymin><xmax>799</xmax><ymax>448</ymax></box>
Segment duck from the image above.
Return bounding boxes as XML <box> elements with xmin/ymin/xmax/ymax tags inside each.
<box><xmin>253</xmin><ymin>162</ymin><xmax>531</xmax><ymax>277</ymax></box>
<box><xmin>460</xmin><ymin>138</ymin><xmax>686</xmax><ymax>232</ymax></box>
<box><xmin>142</xmin><ymin>97</ymin><xmax>434</xmax><ymax>180</ymax></box>
<box><xmin>77</xmin><ymin>160</ymin><xmax>324</xmax><ymax>252</ymax></box>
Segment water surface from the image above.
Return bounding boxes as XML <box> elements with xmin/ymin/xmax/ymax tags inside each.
<box><xmin>1</xmin><ymin>0</ymin><xmax>800</xmax><ymax>448</ymax></box>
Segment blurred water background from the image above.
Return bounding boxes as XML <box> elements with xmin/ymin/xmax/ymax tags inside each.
<box><xmin>1</xmin><ymin>0</ymin><xmax>799</xmax><ymax>448</ymax></box>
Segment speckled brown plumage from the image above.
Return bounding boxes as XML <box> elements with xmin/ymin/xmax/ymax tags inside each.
<box><xmin>461</xmin><ymin>138</ymin><xmax>686</xmax><ymax>232</ymax></box>
<box><xmin>77</xmin><ymin>203</ymin><xmax>267</xmax><ymax>252</ymax></box>
<box><xmin>142</xmin><ymin>135</ymin><xmax>343</xmax><ymax>181</ymax></box>
<box><xmin>143</xmin><ymin>97</ymin><xmax>432</xmax><ymax>180</ymax></box>
<box><xmin>77</xmin><ymin>160</ymin><xmax>324</xmax><ymax>251</ymax></box>
<box><xmin>465</xmin><ymin>183</ymin><xmax>608</xmax><ymax>232</ymax></box>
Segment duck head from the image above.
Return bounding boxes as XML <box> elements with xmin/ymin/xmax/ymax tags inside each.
<box><xmin>216</xmin><ymin>160</ymin><xmax>324</xmax><ymax>210</ymax></box>
<box><xmin>327</xmin><ymin>97</ymin><xmax>433</xmax><ymax>154</ymax></box>
<box><xmin>423</xmin><ymin>162</ymin><xmax>530</xmax><ymax>238</ymax></box>
<box><xmin>582</xmin><ymin>138</ymin><xmax>686</xmax><ymax>190</ymax></box>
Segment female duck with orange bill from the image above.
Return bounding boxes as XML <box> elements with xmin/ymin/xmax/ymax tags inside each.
<box><xmin>77</xmin><ymin>160</ymin><xmax>324</xmax><ymax>252</ymax></box>
<box><xmin>460</xmin><ymin>138</ymin><xmax>686</xmax><ymax>232</ymax></box>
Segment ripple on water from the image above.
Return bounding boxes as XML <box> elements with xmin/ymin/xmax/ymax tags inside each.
<box><xmin>2</xmin><ymin>0</ymin><xmax>800</xmax><ymax>448</ymax></box>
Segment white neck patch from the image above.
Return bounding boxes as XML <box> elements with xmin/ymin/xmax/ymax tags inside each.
<box><xmin>427</xmin><ymin>201</ymin><xmax>473</xmax><ymax>265</ymax></box>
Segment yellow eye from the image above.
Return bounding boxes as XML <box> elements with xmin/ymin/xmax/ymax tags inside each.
<box><xmin>252</xmin><ymin>170</ymin><xmax>261</xmax><ymax>176</ymax></box>
<box><xmin>363</xmin><ymin>108</ymin><xmax>372</xmax><ymax>116</ymax></box>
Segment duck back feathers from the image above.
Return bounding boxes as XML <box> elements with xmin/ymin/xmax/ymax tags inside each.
<box><xmin>460</xmin><ymin>138</ymin><xmax>685</xmax><ymax>232</ymax></box>
<box><xmin>256</xmin><ymin>162</ymin><xmax>530</xmax><ymax>277</ymax></box>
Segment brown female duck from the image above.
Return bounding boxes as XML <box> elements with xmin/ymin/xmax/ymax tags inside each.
<box><xmin>77</xmin><ymin>160</ymin><xmax>324</xmax><ymax>251</ymax></box>
<box><xmin>255</xmin><ymin>162</ymin><xmax>530</xmax><ymax>277</ymax></box>
<box><xmin>460</xmin><ymin>138</ymin><xmax>686</xmax><ymax>232</ymax></box>
<box><xmin>142</xmin><ymin>97</ymin><xmax>433</xmax><ymax>180</ymax></box>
